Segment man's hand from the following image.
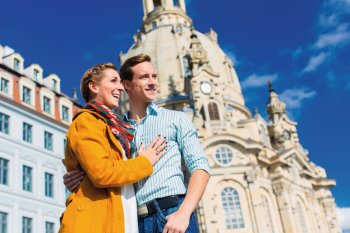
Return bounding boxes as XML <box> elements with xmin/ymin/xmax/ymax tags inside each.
<box><xmin>162</xmin><ymin>210</ymin><xmax>191</xmax><ymax>233</ymax></box>
<box><xmin>63</xmin><ymin>170</ymin><xmax>85</xmax><ymax>192</ymax></box>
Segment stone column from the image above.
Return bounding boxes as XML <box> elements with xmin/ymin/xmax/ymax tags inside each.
<box><xmin>143</xmin><ymin>0</ymin><xmax>154</xmax><ymax>16</ymax></box>
<box><xmin>273</xmin><ymin>182</ymin><xmax>298</xmax><ymax>233</ymax></box>
<box><xmin>178</xmin><ymin>0</ymin><xmax>186</xmax><ymax>12</ymax></box>
<box><xmin>320</xmin><ymin>196</ymin><xmax>342</xmax><ymax>233</ymax></box>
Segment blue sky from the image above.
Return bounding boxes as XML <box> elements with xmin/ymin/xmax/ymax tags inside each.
<box><xmin>1</xmin><ymin>0</ymin><xmax>349</xmax><ymax>227</ymax></box>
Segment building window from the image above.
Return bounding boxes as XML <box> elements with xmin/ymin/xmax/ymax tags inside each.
<box><xmin>14</xmin><ymin>58</ymin><xmax>20</xmax><ymax>72</ymax></box>
<box><xmin>52</xmin><ymin>79</ymin><xmax>57</xmax><ymax>91</ymax></box>
<box><xmin>0</xmin><ymin>158</ymin><xmax>9</xmax><ymax>185</ymax></box>
<box><xmin>0</xmin><ymin>212</ymin><xmax>8</xmax><ymax>233</ymax></box>
<box><xmin>22</xmin><ymin>123</ymin><xmax>32</xmax><ymax>143</ymax></box>
<box><xmin>61</xmin><ymin>106</ymin><xmax>69</xmax><ymax>122</ymax></box>
<box><xmin>22</xmin><ymin>165</ymin><xmax>32</xmax><ymax>192</ymax></box>
<box><xmin>0</xmin><ymin>77</ymin><xmax>9</xmax><ymax>94</ymax></box>
<box><xmin>22</xmin><ymin>217</ymin><xmax>32</xmax><ymax>233</ymax></box>
<box><xmin>261</xmin><ymin>195</ymin><xmax>275</xmax><ymax>233</ymax></box>
<box><xmin>64</xmin><ymin>138</ymin><xmax>67</xmax><ymax>149</ymax></box>
<box><xmin>44</xmin><ymin>172</ymin><xmax>54</xmax><ymax>198</ymax></box>
<box><xmin>221</xmin><ymin>187</ymin><xmax>244</xmax><ymax>229</ymax></box>
<box><xmin>296</xmin><ymin>201</ymin><xmax>308</xmax><ymax>233</ymax></box>
<box><xmin>182</xmin><ymin>55</ymin><xmax>192</xmax><ymax>78</ymax></box>
<box><xmin>43</xmin><ymin>96</ymin><xmax>51</xmax><ymax>114</ymax></box>
<box><xmin>208</xmin><ymin>102</ymin><xmax>220</xmax><ymax>120</ymax></box>
<box><xmin>0</xmin><ymin>113</ymin><xmax>10</xmax><ymax>135</ymax></box>
<box><xmin>153</xmin><ymin>0</ymin><xmax>161</xmax><ymax>7</ymax></box>
<box><xmin>33</xmin><ymin>69</ymin><xmax>39</xmax><ymax>82</ymax></box>
<box><xmin>215</xmin><ymin>146</ymin><xmax>234</xmax><ymax>165</ymax></box>
<box><xmin>22</xmin><ymin>86</ymin><xmax>31</xmax><ymax>105</ymax></box>
<box><xmin>152</xmin><ymin>21</ymin><xmax>157</xmax><ymax>29</ymax></box>
<box><xmin>44</xmin><ymin>131</ymin><xmax>53</xmax><ymax>151</ymax></box>
<box><xmin>65</xmin><ymin>187</ymin><xmax>71</xmax><ymax>199</ymax></box>
<box><xmin>45</xmin><ymin>222</ymin><xmax>54</xmax><ymax>233</ymax></box>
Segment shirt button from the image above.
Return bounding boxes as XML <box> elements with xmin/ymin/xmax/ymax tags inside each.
<box><xmin>77</xmin><ymin>205</ymin><xmax>84</xmax><ymax>212</ymax></box>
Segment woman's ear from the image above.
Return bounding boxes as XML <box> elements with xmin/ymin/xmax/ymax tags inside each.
<box><xmin>88</xmin><ymin>81</ymin><xmax>98</xmax><ymax>94</ymax></box>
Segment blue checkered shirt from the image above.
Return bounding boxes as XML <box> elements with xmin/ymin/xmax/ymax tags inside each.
<box><xmin>123</xmin><ymin>103</ymin><xmax>210</xmax><ymax>205</ymax></box>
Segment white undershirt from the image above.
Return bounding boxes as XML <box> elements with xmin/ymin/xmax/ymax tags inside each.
<box><xmin>121</xmin><ymin>147</ymin><xmax>139</xmax><ymax>233</ymax></box>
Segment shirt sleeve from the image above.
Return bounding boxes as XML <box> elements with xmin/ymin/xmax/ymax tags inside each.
<box><xmin>176</xmin><ymin>112</ymin><xmax>211</xmax><ymax>174</ymax></box>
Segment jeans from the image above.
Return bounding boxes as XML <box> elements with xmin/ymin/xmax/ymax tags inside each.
<box><xmin>138</xmin><ymin>195</ymin><xmax>199</xmax><ymax>233</ymax></box>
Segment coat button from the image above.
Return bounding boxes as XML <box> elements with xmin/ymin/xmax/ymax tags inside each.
<box><xmin>77</xmin><ymin>205</ymin><xmax>84</xmax><ymax>212</ymax></box>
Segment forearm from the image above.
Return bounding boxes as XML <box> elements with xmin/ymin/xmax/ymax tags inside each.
<box><xmin>177</xmin><ymin>169</ymin><xmax>209</xmax><ymax>216</ymax></box>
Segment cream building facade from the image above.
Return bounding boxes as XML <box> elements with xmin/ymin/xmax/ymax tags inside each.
<box><xmin>0</xmin><ymin>45</ymin><xmax>80</xmax><ymax>233</ymax></box>
<box><xmin>120</xmin><ymin>1</ymin><xmax>342</xmax><ymax>232</ymax></box>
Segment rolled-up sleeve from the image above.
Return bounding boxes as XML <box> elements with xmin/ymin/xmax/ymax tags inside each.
<box><xmin>176</xmin><ymin>112</ymin><xmax>211</xmax><ymax>174</ymax></box>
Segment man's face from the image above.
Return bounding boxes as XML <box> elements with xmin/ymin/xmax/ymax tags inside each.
<box><xmin>123</xmin><ymin>61</ymin><xmax>158</xmax><ymax>103</ymax></box>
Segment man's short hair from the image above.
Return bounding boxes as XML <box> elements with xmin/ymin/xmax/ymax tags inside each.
<box><xmin>119</xmin><ymin>54</ymin><xmax>151</xmax><ymax>81</ymax></box>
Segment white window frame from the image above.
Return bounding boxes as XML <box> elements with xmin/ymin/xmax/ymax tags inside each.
<box><xmin>40</xmin><ymin>88</ymin><xmax>55</xmax><ymax>117</ymax></box>
<box><xmin>19</xmin><ymin>78</ymin><xmax>36</xmax><ymax>108</ymax></box>
<box><xmin>213</xmin><ymin>145</ymin><xmax>235</xmax><ymax>167</ymax></box>
<box><xmin>58</xmin><ymin>97</ymin><xmax>73</xmax><ymax>124</ymax></box>
<box><xmin>0</xmin><ymin>71</ymin><xmax>13</xmax><ymax>98</ymax></box>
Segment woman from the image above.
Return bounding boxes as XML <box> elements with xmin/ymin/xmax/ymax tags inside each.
<box><xmin>59</xmin><ymin>63</ymin><xmax>166</xmax><ymax>233</ymax></box>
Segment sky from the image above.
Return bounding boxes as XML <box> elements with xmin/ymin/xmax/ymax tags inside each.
<box><xmin>1</xmin><ymin>0</ymin><xmax>350</xmax><ymax>230</ymax></box>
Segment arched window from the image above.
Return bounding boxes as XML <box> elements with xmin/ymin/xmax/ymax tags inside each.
<box><xmin>153</xmin><ymin>0</ymin><xmax>161</xmax><ymax>7</ymax></box>
<box><xmin>296</xmin><ymin>201</ymin><xmax>308</xmax><ymax>233</ymax></box>
<box><xmin>215</xmin><ymin>146</ymin><xmax>234</xmax><ymax>165</ymax></box>
<box><xmin>221</xmin><ymin>187</ymin><xmax>244</xmax><ymax>229</ymax></box>
<box><xmin>261</xmin><ymin>195</ymin><xmax>275</xmax><ymax>233</ymax></box>
<box><xmin>208</xmin><ymin>102</ymin><xmax>220</xmax><ymax>120</ymax></box>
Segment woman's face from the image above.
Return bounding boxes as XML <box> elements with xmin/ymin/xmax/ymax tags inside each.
<box><xmin>91</xmin><ymin>69</ymin><xmax>124</xmax><ymax>109</ymax></box>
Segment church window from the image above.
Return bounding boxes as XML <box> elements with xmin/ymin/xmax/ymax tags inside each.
<box><xmin>208</xmin><ymin>102</ymin><xmax>220</xmax><ymax>120</ymax></box>
<box><xmin>296</xmin><ymin>201</ymin><xmax>308</xmax><ymax>233</ymax></box>
<box><xmin>215</xmin><ymin>146</ymin><xmax>234</xmax><ymax>165</ymax></box>
<box><xmin>152</xmin><ymin>21</ymin><xmax>157</xmax><ymax>29</ymax></box>
<box><xmin>221</xmin><ymin>187</ymin><xmax>244</xmax><ymax>229</ymax></box>
<box><xmin>182</xmin><ymin>55</ymin><xmax>192</xmax><ymax>78</ymax></box>
<box><xmin>261</xmin><ymin>195</ymin><xmax>275</xmax><ymax>233</ymax></box>
<box><xmin>153</xmin><ymin>0</ymin><xmax>161</xmax><ymax>7</ymax></box>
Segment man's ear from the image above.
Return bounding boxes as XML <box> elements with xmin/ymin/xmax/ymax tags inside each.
<box><xmin>122</xmin><ymin>80</ymin><xmax>130</xmax><ymax>92</ymax></box>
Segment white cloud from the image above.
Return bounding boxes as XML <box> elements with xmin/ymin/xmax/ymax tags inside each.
<box><xmin>302</xmin><ymin>52</ymin><xmax>329</xmax><ymax>73</ymax></box>
<box><xmin>314</xmin><ymin>23</ymin><xmax>350</xmax><ymax>49</ymax></box>
<box><xmin>337</xmin><ymin>207</ymin><xmax>350</xmax><ymax>232</ymax></box>
<box><xmin>222</xmin><ymin>44</ymin><xmax>239</xmax><ymax>66</ymax></box>
<box><xmin>241</xmin><ymin>73</ymin><xmax>278</xmax><ymax>89</ymax></box>
<box><xmin>279</xmin><ymin>87</ymin><xmax>316</xmax><ymax>109</ymax></box>
<box><xmin>319</xmin><ymin>14</ymin><xmax>339</xmax><ymax>28</ymax></box>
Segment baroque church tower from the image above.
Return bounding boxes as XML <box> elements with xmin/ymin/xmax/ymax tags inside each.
<box><xmin>120</xmin><ymin>1</ymin><xmax>341</xmax><ymax>232</ymax></box>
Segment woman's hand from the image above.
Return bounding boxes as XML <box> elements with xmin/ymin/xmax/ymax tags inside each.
<box><xmin>138</xmin><ymin>135</ymin><xmax>167</xmax><ymax>166</ymax></box>
<box><xmin>63</xmin><ymin>170</ymin><xmax>85</xmax><ymax>192</ymax></box>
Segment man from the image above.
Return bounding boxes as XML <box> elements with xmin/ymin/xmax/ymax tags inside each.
<box><xmin>64</xmin><ymin>54</ymin><xmax>210</xmax><ymax>233</ymax></box>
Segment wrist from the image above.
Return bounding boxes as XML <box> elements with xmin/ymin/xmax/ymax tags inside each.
<box><xmin>177</xmin><ymin>205</ymin><xmax>193</xmax><ymax>218</ymax></box>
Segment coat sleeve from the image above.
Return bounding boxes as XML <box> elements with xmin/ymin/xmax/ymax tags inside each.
<box><xmin>68</xmin><ymin>112</ymin><xmax>153</xmax><ymax>188</ymax></box>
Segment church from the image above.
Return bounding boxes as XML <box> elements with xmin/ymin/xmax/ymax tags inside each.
<box><xmin>119</xmin><ymin>1</ymin><xmax>341</xmax><ymax>232</ymax></box>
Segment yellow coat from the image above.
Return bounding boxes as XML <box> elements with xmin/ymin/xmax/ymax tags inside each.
<box><xmin>59</xmin><ymin>109</ymin><xmax>153</xmax><ymax>233</ymax></box>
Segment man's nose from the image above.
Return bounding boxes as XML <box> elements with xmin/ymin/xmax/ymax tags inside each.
<box><xmin>148</xmin><ymin>77</ymin><xmax>157</xmax><ymax>85</ymax></box>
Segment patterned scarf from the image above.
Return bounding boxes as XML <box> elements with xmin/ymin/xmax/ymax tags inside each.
<box><xmin>84</xmin><ymin>100</ymin><xmax>135</xmax><ymax>158</ymax></box>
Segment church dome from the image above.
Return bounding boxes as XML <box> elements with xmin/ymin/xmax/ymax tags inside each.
<box><xmin>120</xmin><ymin>0</ymin><xmax>249</xmax><ymax>119</ymax></box>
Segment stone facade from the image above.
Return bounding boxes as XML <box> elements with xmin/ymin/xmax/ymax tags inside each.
<box><xmin>120</xmin><ymin>1</ymin><xmax>342</xmax><ymax>232</ymax></box>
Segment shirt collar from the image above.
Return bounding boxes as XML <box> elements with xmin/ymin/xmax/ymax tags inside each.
<box><xmin>122</xmin><ymin>102</ymin><xmax>159</xmax><ymax>124</ymax></box>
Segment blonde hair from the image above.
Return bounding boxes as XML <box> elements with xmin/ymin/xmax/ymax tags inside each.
<box><xmin>80</xmin><ymin>63</ymin><xmax>117</xmax><ymax>103</ymax></box>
